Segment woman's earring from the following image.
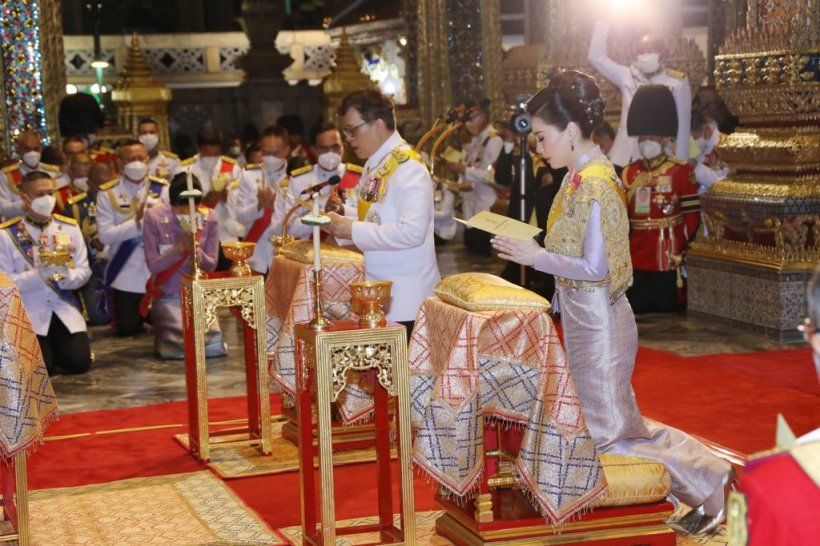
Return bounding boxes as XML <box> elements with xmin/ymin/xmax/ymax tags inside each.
<box><xmin>570</xmin><ymin>140</ymin><xmax>575</xmax><ymax>152</ymax></box>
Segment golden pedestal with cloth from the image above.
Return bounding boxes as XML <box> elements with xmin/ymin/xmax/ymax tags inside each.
<box><xmin>0</xmin><ymin>273</ymin><xmax>59</xmax><ymax>545</ymax></box>
<box><xmin>266</xmin><ymin>242</ymin><xmax>380</xmax><ymax>449</ymax></box>
<box><xmin>409</xmin><ymin>274</ymin><xmax>676</xmax><ymax>545</ymax></box>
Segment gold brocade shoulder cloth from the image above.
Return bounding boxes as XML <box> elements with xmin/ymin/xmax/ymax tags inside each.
<box><xmin>357</xmin><ymin>145</ymin><xmax>423</xmax><ymax>222</ymax></box>
<box><xmin>543</xmin><ymin>156</ymin><xmax>632</xmax><ymax>303</ymax></box>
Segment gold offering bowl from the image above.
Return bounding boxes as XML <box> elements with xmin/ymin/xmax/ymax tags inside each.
<box><xmin>39</xmin><ymin>250</ymin><xmax>71</xmax><ymax>281</ymax></box>
<box><xmin>349</xmin><ymin>280</ymin><xmax>392</xmax><ymax>328</ymax></box>
<box><xmin>222</xmin><ymin>242</ymin><xmax>255</xmax><ymax>276</ymax></box>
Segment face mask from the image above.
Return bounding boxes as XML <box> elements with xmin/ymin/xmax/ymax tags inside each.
<box><xmin>30</xmin><ymin>195</ymin><xmax>56</xmax><ymax>217</ymax></box>
<box><xmin>199</xmin><ymin>156</ymin><xmax>219</xmax><ymax>172</ymax></box>
<box><xmin>465</xmin><ymin>119</ymin><xmax>480</xmax><ymax>135</ymax></box>
<box><xmin>639</xmin><ymin>140</ymin><xmax>663</xmax><ymax>160</ymax></box>
<box><xmin>229</xmin><ymin>146</ymin><xmax>241</xmax><ymax>157</ymax></box>
<box><xmin>637</xmin><ymin>52</ymin><xmax>661</xmax><ymax>75</ymax></box>
<box><xmin>138</xmin><ymin>133</ymin><xmax>159</xmax><ymax>151</ymax></box>
<box><xmin>123</xmin><ymin>160</ymin><xmax>148</xmax><ymax>181</ymax></box>
<box><xmin>317</xmin><ymin>152</ymin><xmax>342</xmax><ymax>172</ymax></box>
<box><xmin>72</xmin><ymin>177</ymin><xmax>89</xmax><ymax>192</ymax></box>
<box><xmin>22</xmin><ymin>151</ymin><xmax>41</xmax><ymax>168</ymax></box>
<box><xmin>262</xmin><ymin>155</ymin><xmax>286</xmax><ymax>172</ymax></box>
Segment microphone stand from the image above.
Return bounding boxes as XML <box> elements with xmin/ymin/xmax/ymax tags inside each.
<box><xmin>518</xmin><ymin>132</ymin><xmax>528</xmax><ymax>287</ymax></box>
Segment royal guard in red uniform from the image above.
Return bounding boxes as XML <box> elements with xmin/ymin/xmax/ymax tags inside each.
<box><xmin>621</xmin><ymin>85</ymin><xmax>700</xmax><ymax>313</ymax></box>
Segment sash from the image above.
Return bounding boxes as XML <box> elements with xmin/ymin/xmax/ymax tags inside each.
<box><xmin>547</xmin><ymin>163</ymin><xmax>625</xmax><ymax>233</ymax></box>
<box><xmin>139</xmin><ymin>252</ymin><xmax>188</xmax><ymax>317</ymax></box>
<box><xmin>357</xmin><ymin>146</ymin><xmax>422</xmax><ymax>221</ymax></box>
<box><xmin>6</xmin><ymin>221</ymin><xmax>82</xmax><ymax>310</ymax></box>
<box><xmin>244</xmin><ymin>206</ymin><xmax>273</xmax><ymax>244</ymax></box>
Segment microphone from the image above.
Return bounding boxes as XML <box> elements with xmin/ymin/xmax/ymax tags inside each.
<box><xmin>300</xmin><ymin>175</ymin><xmax>341</xmax><ymax>196</ymax></box>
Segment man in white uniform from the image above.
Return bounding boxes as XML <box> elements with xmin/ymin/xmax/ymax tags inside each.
<box><xmin>96</xmin><ymin>139</ymin><xmax>169</xmax><ymax>336</ymax></box>
<box><xmin>326</xmin><ymin>89</ymin><xmax>440</xmax><ymax>336</ymax></box>
<box><xmin>0</xmin><ymin>171</ymin><xmax>92</xmax><ymax>374</ymax></box>
<box><xmin>137</xmin><ymin>118</ymin><xmax>180</xmax><ymax>180</ymax></box>
<box><xmin>235</xmin><ymin>125</ymin><xmax>291</xmax><ymax>274</ymax></box>
<box><xmin>587</xmin><ymin>20</ymin><xmax>691</xmax><ymax>166</ymax></box>
<box><xmin>176</xmin><ymin>126</ymin><xmax>243</xmax><ymax>269</ymax></box>
<box><xmin>0</xmin><ymin>131</ymin><xmax>60</xmax><ymax>221</ymax></box>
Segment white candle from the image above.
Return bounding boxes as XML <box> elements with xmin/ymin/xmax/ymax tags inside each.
<box><xmin>186</xmin><ymin>171</ymin><xmax>197</xmax><ymax>236</ymax></box>
<box><xmin>312</xmin><ymin>192</ymin><xmax>321</xmax><ymax>271</ymax></box>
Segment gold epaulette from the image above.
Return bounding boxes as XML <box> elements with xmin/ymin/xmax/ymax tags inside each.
<box><xmin>1</xmin><ymin>162</ymin><xmax>20</xmax><ymax>173</ymax></box>
<box><xmin>99</xmin><ymin>177</ymin><xmax>120</xmax><ymax>191</ymax></box>
<box><xmin>221</xmin><ymin>155</ymin><xmax>237</xmax><ymax>165</ymax></box>
<box><xmin>279</xmin><ymin>178</ymin><xmax>290</xmax><ymax>189</ymax></box>
<box><xmin>666</xmin><ymin>68</ymin><xmax>686</xmax><ymax>80</ymax></box>
<box><xmin>665</xmin><ymin>156</ymin><xmax>687</xmax><ymax>166</ymax></box>
<box><xmin>244</xmin><ymin>163</ymin><xmax>262</xmax><ymax>171</ymax></box>
<box><xmin>487</xmin><ymin>129</ymin><xmax>498</xmax><ymax>139</ymax></box>
<box><xmin>40</xmin><ymin>162</ymin><xmax>60</xmax><ymax>173</ymax></box>
<box><xmin>229</xmin><ymin>180</ymin><xmax>240</xmax><ymax>189</ymax></box>
<box><xmin>54</xmin><ymin>213</ymin><xmax>78</xmax><ymax>226</ymax></box>
<box><xmin>179</xmin><ymin>157</ymin><xmax>196</xmax><ymax>167</ymax></box>
<box><xmin>148</xmin><ymin>175</ymin><xmax>169</xmax><ymax>185</ymax></box>
<box><xmin>0</xmin><ymin>217</ymin><xmax>21</xmax><ymax>229</ymax></box>
<box><xmin>96</xmin><ymin>145</ymin><xmax>115</xmax><ymax>153</ymax></box>
<box><xmin>67</xmin><ymin>192</ymin><xmax>88</xmax><ymax>205</ymax></box>
<box><xmin>160</xmin><ymin>150</ymin><xmax>179</xmax><ymax>160</ymax></box>
<box><xmin>291</xmin><ymin>164</ymin><xmax>313</xmax><ymax>177</ymax></box>
<box><xmin>345</xmin><ymin>163</ymin><xmax>363</xmax><ymax>174</ymax></box>
<box><xmin>197</xmin><ymin>204</ymin><xmax>210</xmax><ymax>213</ymax></box>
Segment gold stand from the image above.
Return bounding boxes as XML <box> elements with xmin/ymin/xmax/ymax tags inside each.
<box><xmin>180</xmin><ymin>273</ymin><xmax>271</xmax><ymax>462</ymax></box>
<box><xmin>294</xmin><ymin>321</ymin><xmax>415</xmax><ymax>545</ymax></box>
<box><xmin>190</xmin><ymin>236</ymin><xmax>203</xmax><ymax>279</ymax></box>
<box><xmin>0</xmin><ymin>452</ymin><xmax>29</xmax><ymax>544</ymax></box>
<box><xmin>308</xmin><ymin>269</ymin><xmax>332</xmax><ymax>330</ymax></box>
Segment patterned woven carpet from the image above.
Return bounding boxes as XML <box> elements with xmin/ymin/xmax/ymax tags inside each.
<box><xmin>28</xmin><ymin>471</ymin><xmax>284</xmax><ymax>545</ymax></box>
<box><xmin>276</xmin><ymin>507</ymin><xmax>729</xmax><ymax>546</ymax></box>
<box><xmin>173</xmin><ymin>416</ymin><xmax>395</xmax><ymax>479</ymax></box>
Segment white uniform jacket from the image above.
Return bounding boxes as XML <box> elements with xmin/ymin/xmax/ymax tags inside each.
<box><xmin>349</xmin><ymin>132</ymin><xmax>441</xmax><ymax>322</ymax></box>
<box><xmin>96</xmin><ymin>176</ymin><xmax>169</xmax><ymax>293</ymax></box>
<box><xmin>460</xmin><ymin>126</ymin><xmax>503</xmax><ymax>220</ymax></box>
<box><xmin>587</xmin><ymin>20</ymin><xmax>691</xmax><ymax>166</ymax></box>
<box><xmin>235</xmin><ymin>162</ymin><xmax>289</xmax><ymax>273</ymax></box>
<box><xmin>0</xmin><ymin>215</ymin><xmax>91</xmax><ymax>335</ymax></box>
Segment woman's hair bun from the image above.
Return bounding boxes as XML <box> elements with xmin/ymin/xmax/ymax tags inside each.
<box><xmin>527</xmin><ymin>70</ymin><xmax>606</xmax><ymax>138</ymax></box>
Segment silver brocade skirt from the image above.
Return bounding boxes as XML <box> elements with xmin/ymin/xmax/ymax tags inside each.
<box><xmin>152</xmin><ymin>296</ymin><xmax>228</xmax><ymax>360</ymax></box>
<box><xmin>557</xmin><ymin>285</ymin><xmax>731</xmax><ymax>507</ymax></box>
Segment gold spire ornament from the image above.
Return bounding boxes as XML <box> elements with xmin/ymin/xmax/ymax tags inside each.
<box><xmin>111</xmin><ymin>33</ymin><xmax>173</xmax><ymax>150</ymax></box>
<box><xmin>323</xmin><ymin>29</ymin><xmax>376</xmax><ymax>122</ymax></box>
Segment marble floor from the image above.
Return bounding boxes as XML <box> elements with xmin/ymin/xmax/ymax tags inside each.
<box><xmin>49</xmin><ymin>234</ymin><xmax>796</xmax><ymax>414</ymax></box>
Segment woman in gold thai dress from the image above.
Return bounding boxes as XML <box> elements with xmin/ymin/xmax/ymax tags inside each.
<box><xmin>492</xmin><ymin>70</ymin><xmax>732</xmax><ymax>535</ymax></box>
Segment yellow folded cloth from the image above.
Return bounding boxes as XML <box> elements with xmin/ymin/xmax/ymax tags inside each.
<box><xmin>592</xmin><ymin>454</ymin><xmax>672</xmax><ymax>507</ymax></box>
<box><xmin>280</xmin><ymin>240</ymin><xmax>364</xmax><ymax>264</ymax></box>
<box><xmin>434</xmin><ymin>272</ymin><xmax>550</xmax><ymax>312</ymax></box>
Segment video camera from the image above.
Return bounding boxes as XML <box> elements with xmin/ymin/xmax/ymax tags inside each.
<box><xmin>509</xmin><ymin>94</ymin><xmax>531</xmax><ymax>135</ymax></box>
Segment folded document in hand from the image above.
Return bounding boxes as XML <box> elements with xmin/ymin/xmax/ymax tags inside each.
<box><xmin>454</xmin><ymin>211</ymin><xmax>542</xmax><ymax>241</ymax></box>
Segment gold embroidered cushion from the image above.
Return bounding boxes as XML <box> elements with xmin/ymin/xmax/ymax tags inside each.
<box><xmin>434</xmin><ymin>273</ymin><xmax>550</xmax><ymax>312</ymax></box>
<box><xmin>592</xmin><ymin>454</ymin><xmax>672</xmax><ymax>507</ymax></box>
<box><xmin>280</xmin><ymin>240</ymin><xmax>364</xmax><ymax>264</ymax></box>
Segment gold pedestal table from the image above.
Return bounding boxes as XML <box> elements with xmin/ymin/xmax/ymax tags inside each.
<box><xmin>294</xmin><ymin>320</ymin><xmax>415</xmax><ymax>545</ymax></box>
<box><xmin>0</xmin><ymin>273</ymin><xmax>59</xmax><ymax>545</ymax></box>
<box><xmin>181</xmin><ymin>271</ymin><xmax>271</xmax><ymax>462</ymax></box>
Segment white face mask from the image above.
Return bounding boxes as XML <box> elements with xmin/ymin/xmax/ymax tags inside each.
<box><xmin>30</xmin><ymin>195</ymin><xmax>56</xmax><ymax>217</ymax></box>
<box><xmin>262</xmin><ymin>155</ymin><xmax>286</xmax><ymax>173</ymax></box>
<box><xmin>199</xmin><ymin>156</ymin><xmax>219</xmax><ymax>172</ymax></box>
<box><xmin>72</xmin><ymin>177</ymin><xmax>89</xmax><ymax>192</ymax></box>
<box><xmin>229</xmin><ymin>146</ymin><xmax>241</xmax><ymax>157</ymax></box>
<box><xmin>637</xmin><ymin>52</ymin><xmax>661</xmax><ymax>75</ymax></box>
<box><xmin>138</xmin><ymin>133</ymin><xmax>159</xmax><ymax>152</ymax></box>
<box><xmin>123</xmin><ymin>160</ymin><xmax>148</xmax><ymax>182</ymax></box>
<box><xmin>22</xmin><ymin>151</ymin><xmax>41</xmax><ymax>168</ymax></box>
<box><xmin>317</xmin><ymin>152</ymin><xmax>342</xmax><ymax>172</ymax></box>
<box><xmin>639</xmin><ymin>140</ymin><xmax>663</xmax><ymax>160</ymax></box>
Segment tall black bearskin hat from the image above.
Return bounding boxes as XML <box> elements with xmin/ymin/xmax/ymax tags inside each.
<box><xmin>626</xmin><ymin>84</ymin><xmax>678</xmax><ymax>137</ymax></box>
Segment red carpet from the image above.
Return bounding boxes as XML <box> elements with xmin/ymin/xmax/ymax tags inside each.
<box><xmin>27</xmin><ymin>346</ymin><xmax>819</xmax><ymax>532</ymax></box>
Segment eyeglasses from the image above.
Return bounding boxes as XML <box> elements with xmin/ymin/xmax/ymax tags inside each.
<box><xmin>342</xmin><ymin>121</ymin><xmax>370</xmax><ymax>139</ymax></box>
